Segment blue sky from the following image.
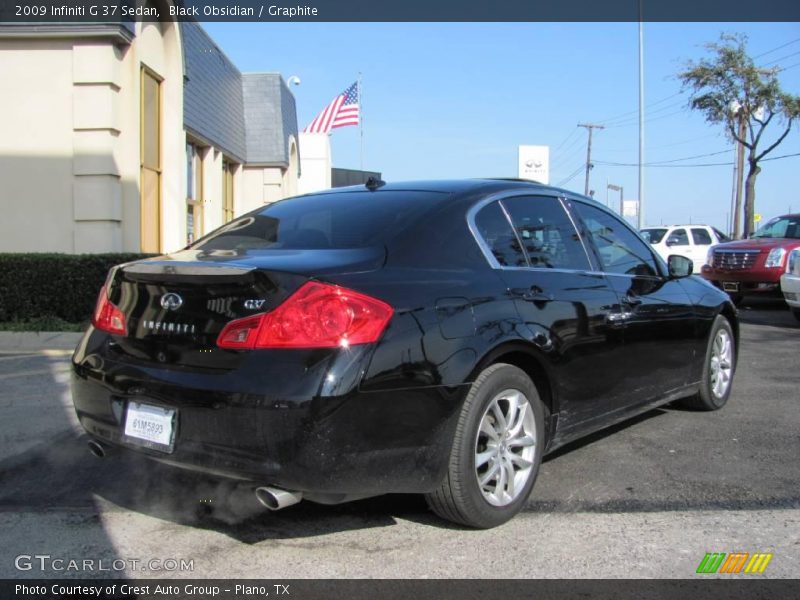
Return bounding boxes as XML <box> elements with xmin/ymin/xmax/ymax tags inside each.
<box><xmin>204</xmin><ymin>22</ymin><xmax>800</xmax><ymax>231</ymax></box>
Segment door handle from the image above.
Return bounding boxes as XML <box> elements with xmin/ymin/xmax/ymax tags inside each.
<box><xmin>522</xmin><ymin>286</ymin><xmax>554</xmax><ymax>303</ymax></box>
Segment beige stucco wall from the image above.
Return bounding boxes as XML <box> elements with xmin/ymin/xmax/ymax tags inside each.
<box><xmin>0</xmin><ymin>40</ymin><xmax>77</xmax><ymax>252</ymax></box>
<box><xmin>241</xmin><ymin>165</ymin><xmax>288</xmax><ymax>212</ymax></box>
<box><xmin>0</xmin><ymin>20</ymin><xmax>296</xmax><ymax>255</ymax></box>
<box><xmin>0</xmin><ymin>19</ymin><xmax>185</xmax><ymax>254</ymax></box>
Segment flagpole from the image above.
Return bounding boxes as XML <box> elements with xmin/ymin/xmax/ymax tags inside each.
<box><xmin>358</xmin><ymin>72</ymin><xmax>364</xmax><ymax>172</ymax></box>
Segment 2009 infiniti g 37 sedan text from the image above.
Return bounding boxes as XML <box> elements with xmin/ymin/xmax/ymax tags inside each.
<box><xmin>72</xmin><ymin>179</ymin><xmax>738</xmax><ymax>528</ymax></box>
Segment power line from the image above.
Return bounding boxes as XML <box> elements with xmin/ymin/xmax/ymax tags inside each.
<box><xmin>552</xmin><ymin>128</ymin><xmax>581</xmax><ymax>152</ymax></box>
<box><xmin>555</xmin><ymin>163</ymin><xmax>585</xmax><ymax>187</ymax></box>
<box><xmin>762</xmin><ymin>49</ymin><xmax>800</xmax><ymax>67</ymax></box>
<box><xmin>594</xmin><ymin>91</ymin><xmax>684</xmax><ymax>127</ymax></box>
<box><xmin>754</xmin><ymin>37</ymin><xmax>800</xmax><ymax>59</ymax></box>
<box><xmin>550</xmin><ymin>134</ymin><xmax>585</xmax><ymax>167</ymax></box>
<box><xmin>595</xmin><ymin>151</ymin><xmax>800</xmax><ymax>168</ymax></box>
<box><xmin>602</xmin><ymin>99</ymin><xmax>685</xmax><ymax>127</ymax></box>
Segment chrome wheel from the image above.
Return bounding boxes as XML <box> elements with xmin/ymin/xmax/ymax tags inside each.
<box><xmin>474</xmin><ymin>388</ymin><xmax>537</xmax><ymax>507</ymax></box>
<box><xmin>709</xmin><ymin>328</ymin><xmax>733</xmax><ymax>399</ymax></box>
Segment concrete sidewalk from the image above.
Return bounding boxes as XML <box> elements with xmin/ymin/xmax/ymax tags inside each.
<box><xmin>0</xmin><ymin>331</ymin><xmax>83</xmax><ymax>352</ymax></box>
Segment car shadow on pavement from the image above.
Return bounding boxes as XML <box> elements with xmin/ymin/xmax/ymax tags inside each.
<box><xmin>0</xmin><ymin>430</ymin><xmax>420</xmax><ymax>543</ymax></box>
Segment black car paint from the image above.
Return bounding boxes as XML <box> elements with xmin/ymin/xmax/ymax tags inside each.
<box><xmin>71</xmin><ymin>179</ymin><xmax>738</xmax><ymax>504</ymax></box>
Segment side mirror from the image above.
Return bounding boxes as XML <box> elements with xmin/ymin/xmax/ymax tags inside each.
<box><xmin>665</xmin><ymin>237</ymin><xmax>681</xmax><ymax>247</ymax></box>
<box><xmin>667</xmin><ymin>255</ymin><xmax>693</xmax><ymax>278</ymax></box>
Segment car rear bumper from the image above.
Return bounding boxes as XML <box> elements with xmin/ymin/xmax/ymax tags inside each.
<box><xmin>71</xmin><ymin>329</ymin><xmax>467</xmax><ymax>499</ymax></box>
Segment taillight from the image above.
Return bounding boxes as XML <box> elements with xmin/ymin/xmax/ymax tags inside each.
<box><xmin>92</xmin><ymin>284</ymin><xmax>128</xmax><ymax>336</ymax></box>
<box><xmin>217</xmin><ymin>281</ymin><xmax>393</xmax><ymax>350</ymax></box>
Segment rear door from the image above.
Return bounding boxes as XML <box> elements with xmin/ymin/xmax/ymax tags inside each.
<box><xmin>569</xmin><ymin>201</ymin><xmax>697</xmax><ymax>405</ymax></box>
<box><xmin>690</xmin><ymin>227</ymin><xmax>715</xmax><ymax>271</ymax></box>
<box><xmin>473</xmin><ymin>195</ymin><xmax>627</xmax><ymax>429</ymax></box>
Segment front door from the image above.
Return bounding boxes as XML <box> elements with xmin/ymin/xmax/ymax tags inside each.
<box><xmin>570</xmin><ymin>201</ymin><xmax>697</xmax><ymax>407</ymax></box>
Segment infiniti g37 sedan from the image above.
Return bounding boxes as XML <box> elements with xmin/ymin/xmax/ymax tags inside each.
<box><xmin>72</xmin><ymin>179</ymin><xmax>738</xmax><ymax>528</ymax></box>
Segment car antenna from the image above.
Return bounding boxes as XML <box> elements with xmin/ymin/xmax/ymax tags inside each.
<box><xmin>365</xmin><ymin>177</ymin><xmax>385</xmax><ymax>191</ymax></box>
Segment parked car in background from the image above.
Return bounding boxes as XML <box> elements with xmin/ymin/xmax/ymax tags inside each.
<box><xmin>701</xmin><ymin>214</ymin><xmax>800</xmax><ymax>306</ymax></box>
<box><xmin>781</xmin><ymin>248</ymin><xmax>800</xmax><ymax>321</ymax></box>
<box><xmin>641</xmin><ymin>224</ymin><xmax>729</xmax><ymax>273</ymax></box>
<box><xmin>72</xmin><ymin>179</ymin><xmax>739</xmax><ymax>529</ymax></box>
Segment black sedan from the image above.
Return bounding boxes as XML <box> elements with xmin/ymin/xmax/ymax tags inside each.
<box><xmin>72</xmin><ymin>179</ymin><xmax>738</xmax><ymax>528</ymax></box>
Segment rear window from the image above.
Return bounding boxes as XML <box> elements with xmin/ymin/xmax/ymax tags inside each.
<box><xmin>691</xmin><ymin>228</ymin><xmax>713</xmax><ymax>245</ymax></box>
<box><xmin>640</xmin><ymin>228</ymin><xmax>667</xmax><ymax>244</ymax></box>
<box><xmin>192</xmin><ymin>191</ymin><xmax>446</xmax><ymax>251</ymax></box>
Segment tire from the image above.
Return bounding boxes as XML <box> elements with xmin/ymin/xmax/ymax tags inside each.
<box><xmin>426</xmin><ymin>363</ymin><xmax>545</xmax><ymax>528</ymax></box>
<box><xmin>679</xmin><ymin>315</ymin><xmax>736</xmax><ymax>411</ymax></box>
<box><xmin>729</xmin><ymin>293</ymin><xmax>744</xmax><ymax>307</ymax></box>
<box><xmin>793</xmin><ymin>308</ymin><xmax>800</xmax><ymax>322</ymax></box>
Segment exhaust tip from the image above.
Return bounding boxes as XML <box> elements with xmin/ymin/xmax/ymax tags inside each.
<box><xmin>255</xmin><ymin>486</ymin><xmax>302</xmax><ymax>511</ymax></box>
<box><xmin>87</xmin><ymin>440</ymin><xmax>106</xmax><ymax>458</ymax></box>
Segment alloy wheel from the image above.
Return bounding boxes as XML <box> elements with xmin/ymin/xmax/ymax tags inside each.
<box><xmin>709</xmin><ymin>328</ymin><xmax>733</xmax><ymax>399</ymax></box>
<box><xmin>474</xmin><ymin>389</ymin><xmax>537</xmax><ymax>507</ymax></box>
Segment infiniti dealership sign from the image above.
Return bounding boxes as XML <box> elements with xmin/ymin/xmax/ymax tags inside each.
<box><xmin>517</xmin><ymin>145</ymin><xmax>550</xmax><ymax>184</ymax></box>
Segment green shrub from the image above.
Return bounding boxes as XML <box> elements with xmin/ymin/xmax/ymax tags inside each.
<box><xmin>0</xmin><ymin>253</ymin><xmax>153</xmax><ymax>324</ymax></box>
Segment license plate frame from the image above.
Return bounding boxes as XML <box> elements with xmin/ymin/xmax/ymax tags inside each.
<box><xmin>722</xmin><ymin>281</ymin><xmax>740</xmax><ymax>293</ymax></box>
<box><xmin>123</xmin><ymin>401</ymin><xmax>177</xmax><ymax>453</ymax></box>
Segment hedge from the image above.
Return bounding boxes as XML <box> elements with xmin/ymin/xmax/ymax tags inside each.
<box><xmin>0</xmin><ymin>253</ymin><xmax>154</xmax><ymax>324</ymax></box>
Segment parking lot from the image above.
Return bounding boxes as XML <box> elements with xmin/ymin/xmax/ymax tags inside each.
<box><xmin>0</xmin><ymin>299</ymin><xmax>798</xmax><ymax>579</ymax></box>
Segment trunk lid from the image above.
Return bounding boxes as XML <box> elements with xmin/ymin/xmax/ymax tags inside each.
<box><xmin>105</xmin><ymin>246</ymin><xmax>385</xmax><ymax>369</ymax></box>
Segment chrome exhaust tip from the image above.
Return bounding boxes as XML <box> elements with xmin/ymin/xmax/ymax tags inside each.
<box><xmin>87</xmin><ymin>440</ymin><xmax>106</xmax><ymax>458</ymax></box>
<box><xmin>254</xmin><ymin>486</ymin><xmax>303</xmax><ymax>511</ymax></box>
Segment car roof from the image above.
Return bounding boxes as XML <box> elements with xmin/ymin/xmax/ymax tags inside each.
<box><xmin>642</xmin><ymin>224</ymin><xmax>716</xmax><ymax>229</ymax></box>
<box><xmin>305</xmin><ymin>178</ymin><xmax>605</xmax><ymax>207</ymax></box>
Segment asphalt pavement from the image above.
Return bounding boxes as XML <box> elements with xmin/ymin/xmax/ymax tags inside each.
<box><xmin>0</xmin><ymin>298</ymin><xmax>798</xmax><ymax>579</ymax></box>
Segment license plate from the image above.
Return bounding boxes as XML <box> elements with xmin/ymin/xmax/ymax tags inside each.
<box><xmin>123</xmin><ymin>401</ymin><xmax>176</xmax><ymax>452</ymax></box>
<box><xmin>722</xmin><ymin>282</ymin><xmax>740</xmax><ymax>292</ymax></box>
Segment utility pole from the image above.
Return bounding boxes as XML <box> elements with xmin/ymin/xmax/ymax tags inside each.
<box><xmin>637</xmin><ymin>2</ymin><xmax>645</xmax><ymax>229</ymax></box>
<box><xmin>733</xmin><ymin>112</ymin><xmax>746</xmax><ymax>239</ymax></box>
<box><xmin>578</xmin><ymin>123</ymin><xmax>604</xmax><ymax>196</ymax></box>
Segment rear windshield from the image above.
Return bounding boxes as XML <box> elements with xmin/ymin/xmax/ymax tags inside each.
<box><xmin>192</xmin><ymin>190</ymin><xmax>447</xmax><ymax>251</ymax></box>
<box><xmin>640</xmin><ymin>228</ymin><xmax>667</xmax><ymax>244</ymax></box>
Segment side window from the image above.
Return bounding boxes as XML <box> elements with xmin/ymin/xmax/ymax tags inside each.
<box><xmin>501</xmin><ymin>196</ymin><xmax>591</xmax><ymax>270</ymax></box>
<box><xmin>691</xmin><ymin>228</ymin><xmax>713</xmax><ymax>245</ymax></box>
<box><xmin>473</xmin><ymin>201</ymin><xmax>527</xmax><ymax>267</ymax></box>
<box><xmin>573</xmin><ymin>202</ymin><xmax>659</xmax><ymax>277</ymax></box>
<box><xmin>712</xmin><ymin>227</ymin><xmax>730</xmax><ymax>242</ymax></box>
<box><xmin>667</xmin><ymin>228</ymin><xmax>689</xmax><ymax>246</ymax></box>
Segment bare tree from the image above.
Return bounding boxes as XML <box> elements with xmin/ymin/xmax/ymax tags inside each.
<box><xmin>679</xmin><ymin>33</ymin><xmax>800</xmax><ymax>237</ymax></box>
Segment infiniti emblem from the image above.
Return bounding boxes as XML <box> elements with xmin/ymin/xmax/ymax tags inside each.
<box><xmin>160</xmin><ymin>292</ymin><xmax>183</xmax><ymax>311</ymax></box>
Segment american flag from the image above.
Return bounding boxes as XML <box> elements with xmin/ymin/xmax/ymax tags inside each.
<box><xmin>303</xmin><ymin>82</ymin><xmax>360</xmax><ymax>134</ymax></box>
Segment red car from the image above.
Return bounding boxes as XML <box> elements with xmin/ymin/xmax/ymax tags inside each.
<box><xmin>701</xmin><ymin>214</ymin><xmax>800</xmax><ymax>305</ymax></box>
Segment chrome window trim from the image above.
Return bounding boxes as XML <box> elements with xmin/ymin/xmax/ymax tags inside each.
<box><xmin>557</xmin><ymin>196</ymin><xmax>596</xmax><ymax>271</ymax></box>
<box><xmin>564</xmin><ymin>194</ymin><xmax>666</xmax><ymax>278</ymax></box>
<box><xmin>466</xmin><ymin>191</ymin><xmax>595</xmax><ymax>274</ymax></box>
